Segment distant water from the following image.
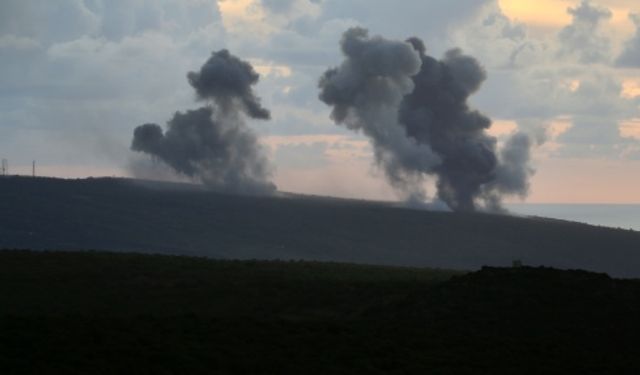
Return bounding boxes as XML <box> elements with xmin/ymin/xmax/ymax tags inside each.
<box><xmin>507</xmin><ymin>204</ymin><xmax>640</xmax><ymax>231</ymax></box>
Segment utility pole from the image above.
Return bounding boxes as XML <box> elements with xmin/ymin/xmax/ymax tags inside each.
<box><xmin>32</xmin><ymin>160</ymin><xmax>35</xmax><ymax>177</ymax></box>
<box><xmin>1</xmin><ymin>159</ymin><xmax>7</xmax><ymax>176</ymax></box>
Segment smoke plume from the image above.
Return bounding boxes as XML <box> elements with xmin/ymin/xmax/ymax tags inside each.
<box><xmin>131</xmin><ymin>50</ymin><xmax>275</xmax><ymax>194</ymax></box>
<box><xmin>319</xmin><ymin>28</ymin><xmax>534</xmax><ymax>211</ymax></box>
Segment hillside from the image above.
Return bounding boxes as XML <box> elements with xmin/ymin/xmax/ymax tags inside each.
<box><xmin>1</xmin><ymin>251</ymin><xmax>639</xmax><ymax>374</ymax></box>
<box><xmin>1</xmin><ymin>176</ymin><xmax>640</xmax><ymax>277</ymax></box>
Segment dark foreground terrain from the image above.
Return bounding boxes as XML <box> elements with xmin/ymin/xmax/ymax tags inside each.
<box><xmin>1</xmin><ymin>176</ymin><xmax>640</xmax><ymax>277</ymax></box>
<box><xmin>0</xmin><ymin>251</ymin><xmax>639</xmax><ymax>374</ymax></box>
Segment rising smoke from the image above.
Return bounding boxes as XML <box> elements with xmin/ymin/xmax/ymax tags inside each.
<box><xmin>131</xmin><ymin>50</ymin><xmax>275</xmax><ymax>194</ymax></box>
<box><xmin>319</xmin><ymin>28</ymin><xmax>534</xmax><ymax>211</ymax></box>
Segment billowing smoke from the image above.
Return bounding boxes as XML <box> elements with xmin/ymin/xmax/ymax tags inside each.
<box><xmin>187</xmin><ymin>50</ymin><xmax>271</xmax><ymax>119</ymax></box>
<box><xmin>131</xmin><ymin>50</ymin><xmax>275</xmax><ymax>194</ymax></box>
<box><xmin>319</xmin><ymin>28</ymin><xmax>534</xmax><ymax>211</ymax></box>
<box><xmin>318</xmin><ymin>28</ymin><xmax>441</xmax><ymax>203</ymax></box>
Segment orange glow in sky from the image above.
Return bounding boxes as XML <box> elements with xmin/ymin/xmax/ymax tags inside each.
<box><xmin>620</xmin><ymin>119</ymin><xmax>640</xmax><ymax>139</ymax></box>
<box><xmin>499</xmin><ymin>0</ymin><xmax>573</xmax><ymax>28</ymax></box>
<box><xmin>499</xmin><ymin>0</ymin><xmax>635</xmax><ymax>34</ymax></box>
<box><xmin>621</xmin><ymin>79</ymin><xmax>640</xmax><ymax>98</ymax></box>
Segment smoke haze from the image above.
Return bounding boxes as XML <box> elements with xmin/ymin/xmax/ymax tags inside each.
<box><xmin>319</xmin><ymin>28</ymin><xmax>534</xmax><ymax>211</ymax></box>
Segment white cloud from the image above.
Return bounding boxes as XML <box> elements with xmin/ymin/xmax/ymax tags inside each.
<box><xmin>557</xmin><ymin>0</ymin><xmax>613</xmax><ymax>64</ymax></box>
<box><xmin>457</xmin><ymin>1</ymin><xmax>640</xmax><ymax>163</ymax></box>
<box><xmin>0</xmin><ymin>0</ymin><xmax>226</xmax><ymax>171</ymax></box>
<box><xmin>0</xmin><ymin>34</ymin><xmax>40</xmax><ymax>50</ymax></box>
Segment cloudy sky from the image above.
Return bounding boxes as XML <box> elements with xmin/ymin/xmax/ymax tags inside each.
<box><xmin>1</xmin><ymin>0</ymin><xmax>639</xmax><ymax>203</ymax></box>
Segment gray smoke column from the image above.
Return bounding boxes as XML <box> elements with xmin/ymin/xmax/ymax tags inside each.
<box><xmin>131</xmin><ymin>50</ymin><xmax>275</xmax><ymax>194</ymax></box>
<box><xmin>319</xmin><ymin>28</ymin><xmax>441</xmax><ymax>202</ymax></box>
<box><xmin>319</xmin><ymin>28</ymin><xmax>534</xmax><ymax>211</ymax></box>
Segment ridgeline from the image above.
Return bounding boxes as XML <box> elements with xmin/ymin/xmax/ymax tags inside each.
<box><xmin>1</xmin><ymin>176</ymin><xmax>640</xmax><ymax>277</ymax></box>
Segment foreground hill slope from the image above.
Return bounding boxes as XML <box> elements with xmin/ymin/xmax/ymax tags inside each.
<box><xmin>1</xmin><ymin>251</ymin><xmax>639</xmax><ymax>374</ymax></box>
<box><xmin>1</xmin><ymin>176</ymin><xmax>640</xmax><ymax>276</ymax></box>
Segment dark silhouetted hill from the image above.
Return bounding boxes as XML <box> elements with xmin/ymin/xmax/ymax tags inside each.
<box><xmin>0</xmin><ymin>251</ymin><xmax>639</xmax><ymax>374</ymax></box>
<box><xmin>1</xmin><ymin>176</ymin><xmax>640</xmax><ymax>277</ymax></box>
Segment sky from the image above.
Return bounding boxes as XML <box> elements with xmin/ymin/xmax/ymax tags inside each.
<box><xmin>1</xmin><ymin>0</ymin><xmax>639</xmax><ymax>203</ymax></box>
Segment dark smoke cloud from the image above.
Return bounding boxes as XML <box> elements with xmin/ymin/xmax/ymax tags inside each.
<box><xmin>187</xmin><ymin>50</ymin><xmax>271</xmax><ymax>120</ymax></box>
<box><xmin>319</xmin><ymin>28</ymin><xmax>534</xmax><ymax>211</ymax></box>
<box><xmin>319</xmin><ymin>28</ymin><xmax>440</xmax><ymax>202</ymax></box>
<box><xmin>131</xmin><ymin>50</ymin><xmax>275</xmax><ymax>194</ymax></box>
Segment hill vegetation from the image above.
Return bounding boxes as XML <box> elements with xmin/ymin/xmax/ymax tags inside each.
<box><xmin>1</xmin><ymin>176</ymin><xmax>640</xmax><ymax>277</ymax></box>
<box><xmin>1</xmin><ymin>250</ymin><xmax>639</xmax><ymax>374</ymax></box>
